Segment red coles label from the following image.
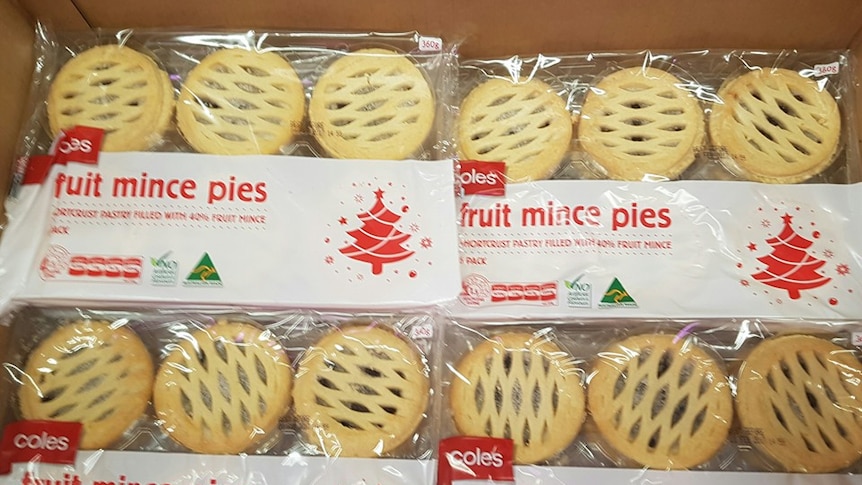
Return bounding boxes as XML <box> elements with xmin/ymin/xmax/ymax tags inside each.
<box><xmin>23</xmin><ymin>126</ymin><xmax>104</xmax><ymax>185</ymax></box>
<box><xmin>459</xmin><ymin>161</ymin><xmax>507</xmax><ymax>197</ymax></box>
<box><xmin>437</xmin><ymin>436</ymin><xmax>515</xmax><ymax>484</ymax></box>
<box><xmin>0</xmin><ymin>421</ymin><xmax>82</xmax><ymax>474</ymax></box>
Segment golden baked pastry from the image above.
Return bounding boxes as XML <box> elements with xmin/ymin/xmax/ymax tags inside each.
<box><xmin>579</xmin><ymin>67</ymin><xmax>705</xmax><ymax>180</ymax></box>
<box><xmin>19</xmin><ymin>320</ymin><xmax>154</xmax><ymax>449</ymax></box>
<box><xmin>293</xmin><ymin>325</ymin><xmax>430</xmax><ymax>457</ymax></box>
<box><xmin>308</xmin><ymin>48</ymin><xmax>435</xmax><ymax>160</ymax></box>
<box><xmin>588</xmin><ymin>334</ymin><xmax>732</xmax><ymax>469</ymax></box>
<box><xmin>449</xmin><ymin>332</ymin><xmax>585</xmax><ymax>464</ymax></box>
<box><xmin>709</xmin><ymin>68</ymin><xmax>841</xmax><ymax>183</ymax></box>
<box><xmin>48</xmin><ymin>45</ymin><xmax>174</xmax><ymax>152</ymax></box>
<box><xmin>736</xmin><ymin>335</ymin><xmax>862</xmax><ymax>473</ymax></box>
<box><xmin>153</xmin><ymin>320</ymin><xmax>292</xmax><ymax>454</ymax></box>
<box><xmin>177</xmin><ymin>48</ymin><xmax>305</xmax><ymax>155</ymax></box>
<box><xmin>457</xmin><ymin>79</ymin><xmax>573</xmax><ymax>182</ymax></box>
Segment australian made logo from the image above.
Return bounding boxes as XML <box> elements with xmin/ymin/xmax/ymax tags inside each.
<box><xmin>150</xmin><ymin>251</ymin><xmax>179</xmax><ymax>286</ymax></box>
<box><xmin>564</xmin><ymin>274</ymin><xmax>592</xmax><ymax>308</ymax></box>
<box><xmin>183</xmin><ymin>252</ymin><xmax>223</xmax><ymax>287</ymax></box>
<box><xmin>598</xmin><ymin>277</ymin><xmax>638</xmax><ymax>308</ymax></box>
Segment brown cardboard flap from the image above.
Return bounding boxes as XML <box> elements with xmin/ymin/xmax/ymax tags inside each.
<box><xmin>69</xmin><ymin>0</ymin><xmax>862</xmax><ymax>56</ymax></box>
<box><xmin>16</xmin><ymin>0</ymin><xmax>89</xmax><ymax>29</ymax></box>
<box><xmin>0</xmin><ymin>0</ymin><xmax>35</xmax><ymax>219</ymax></box>
<box><xmin>852</xmin><ymin>26</ymin><xmax>862</xmax><ymax>176</ymax></box>
<box><xmin>0</xmin><ymin>0</ymin><xmax>32</xmax><ymax>404</ymax></box>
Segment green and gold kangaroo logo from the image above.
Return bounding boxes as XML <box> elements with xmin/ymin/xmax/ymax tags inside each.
<box><xmin>600</xmin><ymin>278</ymin><xmax>637</xmax><ymax>307</ymax></box>
<box><xmin>186</xmin><ymin>253</ymin><xmax>221</xmax><ymax>282</ymax></box>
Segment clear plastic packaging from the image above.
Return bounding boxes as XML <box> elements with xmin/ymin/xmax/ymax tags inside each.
<box><xmin>0</xmin><ymin>305</ymin><xmax>439</xmax><ymax>461</ymax></box>
<box><xmin>440</xmin><ymin>318</ymin><xmax>862</xmax><ymax>477</ymax></box>
<box><xmin>14</xmin><ymin>25</ymin><xmax>456</xmax><ymax>163</ymax></box>
<box><xmin>456</xmin><ymin>50</ymin><xmax>859</xmax><ymax>184</ymax></box>
<box><xmin>0</xmin><ymin>27</ymin><xmax>462</xmax><ymax>314</ymax></box>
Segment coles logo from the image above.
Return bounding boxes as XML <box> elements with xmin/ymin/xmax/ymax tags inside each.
<box><xmin>0</xmin><ymin>421</ymin><xmax>82</xmax><ymax>474</ymax></box>
<box><xmin>459</xmin><ymin>160</ymin><xmax>506</xmax><ymax>196</ymax></box>
<box><xmin>12</xmin><ymin>432</ymin><xmax>70</xmax><ymax>451</ymax></box>
<box><xmin>437</xmin><ymin>437</ymin><xmax>514</xmax><ymax>484</ymax></box>
<box><xmin>491</xmin><ymin>282</ymin><xmax>557</xmax><ymax>305</ymax></box>
<box><xmin>40</xmin><ymin>245</ymin><xmax>143</xmax><ymax>283</ymax></box>
<box><xmin>56</xmin><ymin>137</ymin><xmax>93</xmax><ymax>155</ymax></box>
<box><xmin>450</xmin><ymin>448</ymin><xmax>504</xmax><ymax>468</ymax></box>
<box><xmin>52</xmin><ymin>126</ymin><xmax>104</xmax><ymax>166</ymax></box>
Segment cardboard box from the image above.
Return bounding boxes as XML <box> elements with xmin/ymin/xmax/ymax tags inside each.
<box><xmin>1</xmin><ymin>1</ymin><xmax>862</xmax><ymax>483</ymax></box>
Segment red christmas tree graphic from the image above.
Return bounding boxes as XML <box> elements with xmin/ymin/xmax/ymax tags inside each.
<box><xmin>339</xmin><ymin>188</ymin><xmax>414</xmax><ymax>275</ymax></box>
<box><xmin>751</xmin><ymin>213</ymin><xmax>831</xmax><ymax>299</ymax></box>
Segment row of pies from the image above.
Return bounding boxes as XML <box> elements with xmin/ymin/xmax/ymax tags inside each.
<box><xmin>48</xmin><ymin>45</ymin><xmax>842</xmax><ymax>184</ymax></box>
<box><xmin>48</xmin><ymin>46</ymin><xmax>435</xmax><ymax>159</ymax></box>
<box><xmin>18</xmin><ymin>319</ymin><xmax>429</xmax><ymax>456</ymax></box>
<box><xmin>18</xmin><ymin>319</ymin><xmax>862</xmax><ymax>473</ymax></box>
<box><xmin>460</xmin><ymin>66</ymin><xmax>840</xmax><ymax>184</ymax></box>
<box><xmin>451</xmin><ymin>332</ymin><xmax>862</xmax><ymax>472</ymax></box>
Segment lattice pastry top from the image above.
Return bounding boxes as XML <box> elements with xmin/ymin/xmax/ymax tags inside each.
<box><xmin>177</xmin><ymin>49</ymin><xmax>305</xmax><ymax>155</ymax></box>
<box><xmin>48</xmin><ymin>45</ymin><xmax>174</xmax><ymax>152</ymax></box>
<box><xmin>19</xmin><ymin>320</ymin><xmax>154</xmax><ymax>449</ymax></box>
<box><xmin>153</xmin><ymin>320</ymin><xmax>292</xmax><ymax>454</ymax></box>
<box><xmin>579</xmin><ymin>67</ymin><xmax>705</xmax><ymax>181</ymax></box>
<box><xmin>588</xmin><ymin>334</ymin><xmax>732</xmax><ymax>469</ymax></box>
<box><xmin>449</xmin><ymin>332</ymin><xmax>585</xmax><ymax>464</ymax></box>
<box><xmin>308</xmin><ymin>48</ymin><xmax>435</xmax><ymax>160</ymax></box>
<box><xmin>457</xmin><ymin>79</ymin><xmax>574</xmax><ymax>182</ymax></box>
<box><xmin>709</xmin><ymin>68</ymin><xmax>841</xmax><ymax>183</ymax></box>
<box><xmin>736</xmin><ymin>335</ymin><xmax>862</xmax><ymax>473</ymax></box>
<box><xmin>293</xmin><ymin>325</ymin><xmax>430</xmax><ymax>457</ymax></box>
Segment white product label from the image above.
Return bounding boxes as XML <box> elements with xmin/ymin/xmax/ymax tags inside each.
<box><xmin>418</xmin><ymin>36</ymin><xmax>443</xmax><ymax>52</ymax></box>
<box><xmin>814</xmin><ymin>62</ymin><xmax>840</xmax><ymax>76</ymax></box>
<box><xmin>0</xmin><ymin>154</ymin><xmax>460</xmax><ymax>309</ymax></box>
<box><xmin>514</xmin><ymin>465</ymin><xmax>853</xmax><ymax>484</ymax></box>
<box><xmin>1</xmin><ymin>452</ymin><xmax>433</xmax><ymax>485</ymax></box>
<box><xmin>455</xmin><ymin>181</ymin><xmax>862</xmax><ymax>319</ymax></box>
<box><xmin>0</xmin><ymin>451</ymin><xmax>855</xmax><ymax>485</ymax></box>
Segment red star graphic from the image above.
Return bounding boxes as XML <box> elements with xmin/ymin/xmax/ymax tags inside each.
<box><xmin>824</xmin><ymin>249</ymin><xmax>834</xmax><ymax>258</ymax></box>
<box><xmin>761</xmin><ymin>219</ymin><xmax>771</xmax><ymax>228</ymax></box>
<box><xmin>837</xmin><ymin>263</ymin><xmax>851</xmax><ymax>276</ymax></box>
<box><xmin>374</xmin><ymin>188</ymin><xmax>385</xmax><ymax>199</ymax></box>
<box><xmin>747</xmin><ymin>242</ymin><xmax>757</xmax><ymax>251</ymax></box>
<box><xmin>741</xmin><ymin>280</ymin><xmax>750</xmax><ymax>287</ymax></box>
<box><xmin>339</xmin><ymin>217</ymin><xmax>348</xmax><ymax>225</ymax></box>
<box><xmin>325</xmin><ymin>256</ymin><xmax>334</xmax><ymax>265</ymax></box>
<box><xmin>781</xmin><ymin>213</ymin><xmax>793</xmax><ymax>225</ymax></box>
<box><xmin>421</xmin><ymin>237</ymin><xmax>432</xmax><ymax>249</ymax></box>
